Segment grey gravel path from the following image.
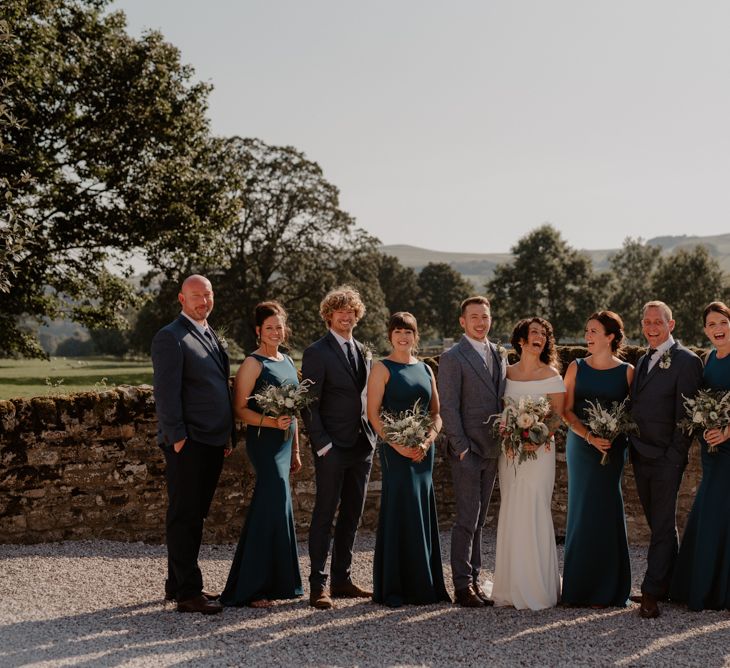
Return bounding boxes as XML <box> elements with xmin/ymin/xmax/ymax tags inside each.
<box><xmin>1</xmin><ymin>531</ymin><xmax>728</xmax><ymax>668</ymax></box>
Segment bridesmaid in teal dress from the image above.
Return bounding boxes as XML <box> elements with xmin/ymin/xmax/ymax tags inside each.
<box><xmin>562</xmin><ymin>311</ymin><xmax>634</xmax><ymax>607</ymax></box>
<box><xmin>670</xmin><ymin>301</ymin><xmax>730</xmax><ymax>611</ymax></box>
<box><xmin>367</xmin><ymin>312</ymin><xmax>450</xmax><ymax>607</ymax></box>
<box><xmin>221</xmin><ymin>301</ymin><xmax>303</xmax><ymax>608</ymax></box>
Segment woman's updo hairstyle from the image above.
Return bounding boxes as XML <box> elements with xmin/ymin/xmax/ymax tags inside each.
<box><xmin>587</xmin><ymin>310</ymin><xmax>625</xmax><ymax>353</ymax></box>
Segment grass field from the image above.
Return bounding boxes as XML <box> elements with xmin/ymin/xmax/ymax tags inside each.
<box><xmin>0</xmin><ymin>357</ymin><xmax>158</xmax><ymax>400</ymax></box>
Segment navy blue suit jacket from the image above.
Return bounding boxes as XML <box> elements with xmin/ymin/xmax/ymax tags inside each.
<box><xmin>629</xmin><ymin>341</ymin><xmax>703</xmax><ymax>466</ymax></box>
<box><xmin>151</xmin><ymin>315</ymin><xmax>234</xmax><ymax>448</ymax></box>
<box><xmin>301</xmin><ymin>332</ymin><xmax>376</xmax><ymax>452</ymax></box>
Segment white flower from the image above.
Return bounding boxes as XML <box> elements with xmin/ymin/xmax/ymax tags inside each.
<box><xmin>284</xmin><ymin>398</ymin><xmax>295</xmax><ymax>408</ymax></box>
<box><xmin>516</xmin><ymin>413</ymin><xmax>534</xmax><ymax>429</ymax></box>
<box><xmin>658</xmin><ymin>351</ymin><xmax>672</xmax><ymax>369</ymax></box>
<box><xmin>693</xmin><ymin>411</ymin><xmax>704</xmax><ymax>423</ymax></box>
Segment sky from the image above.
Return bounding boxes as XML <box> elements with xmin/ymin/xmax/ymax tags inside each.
<box><xmin>113</xmin><ymin>0</ymin><xmax>730</xmax><ymax>253</ymax></box>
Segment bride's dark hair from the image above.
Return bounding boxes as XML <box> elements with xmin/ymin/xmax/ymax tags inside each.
<box><xmin>510</xmin><ymin>317</ymin><xmax>560</xmax><ymax>372</ymax></box>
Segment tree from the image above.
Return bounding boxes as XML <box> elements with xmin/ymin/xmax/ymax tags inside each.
<box><xmin>417</xmin><ymin>263</ymin><xmax>474</xmax><ymax>339</ymax></box>
<box><xmin>486</xmin><ymin>225</ymin><xmax>599</xmax><ymax>340</ymax></box>
<box><xmin>651</xmin><ymin>245</ymin><xmax>729</xmax><ymax>345</ymax></box>
<box><xmin>140</xmin><ymin>137</ymin><xmax>385</xmax><ymax>353</ymax></box>
<box><xmin>607</xmin><ymin>238</ymin><xmax>662</xmax><ymax>339</ymax></box>
<box><xmin>1</xmin><ymin>0</ymin><xmax>218</xmax><ymax>357</ymax></box>
<box><xmin>378</xmin><ymin>254</ymin><xmax>421</xmax><ymax>316</ymax></box>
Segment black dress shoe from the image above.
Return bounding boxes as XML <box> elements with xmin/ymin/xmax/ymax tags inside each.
<box><xmin>455</xmin><ymin>585</ymin><xmax>486</xmax><ymax>608</ymax></box>
<box><xmin>473</xmin><ymin>583</ymin><xmax>495</xmax><ymax>606</ymax></box>
<box><xmin>177</xmin><ymin>594</ymin><xmax>223</xmax><ymax>615</ymax></box>
<box><xmin>629</xmin><ymin>594</ymin><xmax>643</xmax><ymax>604</ymax></box>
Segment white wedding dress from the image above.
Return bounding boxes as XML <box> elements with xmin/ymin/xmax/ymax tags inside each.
<box><xmin>490</xmin><ymin>375</ymin><xmax>565</xmax><ymax>610</ymax></box>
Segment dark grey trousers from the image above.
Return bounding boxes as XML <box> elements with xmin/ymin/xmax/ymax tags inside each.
<box><xmin>450</xmin><ymin>451</ymin><xmax>498</xmax><ymax>591</ymax></box>
<box><xmin>308</xmin><ymin>442</ymin><xmax>373</xmax><ymax>589</ymax></box>
<box><xmin>631</xmin><ymin>450</ymin><xmax>685</xmax><ymax>598</ymax></box>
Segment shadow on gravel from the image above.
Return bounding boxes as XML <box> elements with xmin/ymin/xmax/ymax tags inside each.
<box><xmin>4</xmin><ymin>598</ymin><xmax>727</xmax><ymax>667</ymax></box>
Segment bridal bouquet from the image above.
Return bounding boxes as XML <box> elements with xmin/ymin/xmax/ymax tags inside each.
<box><xmin>381</xmin><ymin>399</ymin><xmax>433</xmax><ymax>449</ymax></box>
<box><xmin>251</xmin><ymin>378</ymin><xmax>316</xmax><ymax>437</ymax></box>
<box><xmin>678</xmin><ymin>388</ymin><xmax>730</xmax><ymax>453</ymax></box>
<box><xmin>583</xmin><ymin>398</ymin><xmax>639</xmax><ymax>465</ymax></box>
<box><xmin>493</xmin><ymin>396</ymin><xmax>554</xmax><ymax>465</ymax></box>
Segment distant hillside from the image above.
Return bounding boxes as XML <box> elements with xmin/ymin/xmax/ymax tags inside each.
<box><xmin>381</xmin><ymin>233</ymin><xmax>730</xmax><ymax>289</ymax></box>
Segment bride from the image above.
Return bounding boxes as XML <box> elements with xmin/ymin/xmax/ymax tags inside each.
<box><xmin>491</xmin><ymin>317</ymin><xmax>566</xmax><ymax>610</ymax></box>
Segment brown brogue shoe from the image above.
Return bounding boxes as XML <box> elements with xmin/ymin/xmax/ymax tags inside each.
<box><xmin>455</xmin><ymin>585</ymin><xmax>486</xmax><ymax>608</ymax></box>
<box><xmin>639</xmin><ymin>593</ymin><xmax>660</xmax><ymax>619</ymax></box>
<box><xmin>176</xmin><ymin>594</ymin><xmax>223</xmax><ymax>615</ymax></box>
<box><xmin>310</xmin><ymin>588</ymin><xmax>334</xmax><ymax>609</ymax></box>
<box><xmin>473</xmin><ymin>583</ymin><xmax>494</xmax><ymax>607</ymax></box>
<box><xmin>166</xmin><ymin>590</ymin><xmax>219</xmax><ymax>603</ymax></box>
<box><xmin>330</xmin><ymin>581</ymin><xmax>372</xmax><ymax>599</ymax></box>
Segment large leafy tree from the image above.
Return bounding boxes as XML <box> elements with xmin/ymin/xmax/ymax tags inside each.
<box><xmin>416</xmin><ymin>262</ymin><xmax>474</xmax><ymax>339</ymax></box>
<box><xmin>607</xmin><ymin>238</ymin><xmax>662</xmax><ymax>339</ymax></box>
<box><xmin>1</xmin><ymin>0</ymin><xmax>218</xmax><ymax>356</ymax></box>
<box><xmin>487</xmin><ymin>224</ymin><xmax>599</xmax><ymax>340</ymax></box>
<box><xmin>139</xmin><ymin>137</ymin><xmax>386</xmax><ymax>352</ymax></box>
<box><xmin>651</xmin><ymin>245</ymin><xmax>729</xmax><ymax>345</ymax></box>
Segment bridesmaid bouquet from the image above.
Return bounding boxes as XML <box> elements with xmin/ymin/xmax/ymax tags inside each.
<box><xmin>583</xmin><ymin>398</ymin><xmax>639</xmax><ymax>465</ymax></box>
<box><xmin>250</xmin><ymin>378</ymin><xmax>316</xmax><ymax>437</ymax></box>
<box><xmin>678</xmin><ymin>389</ymin><xmax>730</xmax><ymax>453</ymax></box>
<box><xmin>493</xmin><ymin>396</ymin><xmax>554</xmax><ymax>466</ymax></box>
<box><xmin>381</xmin><ymin>399</ymin><xmax>433</xmax><ymax>449</ymax></box>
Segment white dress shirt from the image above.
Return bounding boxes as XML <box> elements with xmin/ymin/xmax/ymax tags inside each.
<box><xmin>646</xmin><ymin>335</ymin><xmax>675</xmax><ymax>372</ymax></box>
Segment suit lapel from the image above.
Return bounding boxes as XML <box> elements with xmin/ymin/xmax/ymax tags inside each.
<box><xmin>326</xmin><ymin>332</ymin><xmax>360</xmax><ymax>387</ymax></box>
<box><xmin>457</xmin><ymin>337</ymin><xmax>497</xmax><ymax>398</ymax></box>
<box><xmin>638</xmin><ymin>342</ymin><xmax>677</xmax><ymax>391</ymax></box>
<box><xmin>178</xmin><ymin>316</ymin><xmax>228</xmax><ymax>377</ymax></box>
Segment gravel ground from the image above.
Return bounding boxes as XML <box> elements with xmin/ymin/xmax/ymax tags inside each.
<box><xmin>1</xmin><ymin>530</ymin><xmax>728</xmax><ymax>668</ymax></box>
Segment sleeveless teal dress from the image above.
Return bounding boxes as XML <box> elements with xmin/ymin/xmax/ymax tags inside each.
<box><xmin>670</xmin><ymin>350</ymin><xmax>730</xmax><ymax>610</ymax></box>
<box><xmin>562</xmin><ymin>358</ymin><xmax>631</xmax><ymax>606</ymax></box>
<box><xmin>221</xmin><ymin>354</ymin><xmax>303</xmax><ymax>605</ymax></box>
<box><xmin>373</xmin><ymin>360</ymin><xmax>450</xmax><ymax>607</ymax></box>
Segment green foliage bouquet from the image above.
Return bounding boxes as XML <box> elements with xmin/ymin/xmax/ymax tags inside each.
<box><xmin>583</xmin><ymin>398</ymin><xmax>639</xmax><ymax>465</ymax></box>
<box><xmin>678</xmin><ymin>389</ymin><xmax>730</xmax><ymax>453</ymax></box>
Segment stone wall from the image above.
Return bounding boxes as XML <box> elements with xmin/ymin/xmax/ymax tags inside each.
<box><xmin>0</xmin><ymin>383</ymin><xmax>702</xmax><ymax>546</ymax></box>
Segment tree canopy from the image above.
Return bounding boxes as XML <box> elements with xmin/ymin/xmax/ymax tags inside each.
<box><xmin>1</xmin><ymin>0</ymin><xmax>216</xmax><ymax>356</ymax></box>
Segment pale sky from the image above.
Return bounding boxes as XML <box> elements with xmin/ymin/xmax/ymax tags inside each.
<box><xmin>114</xmin><ymin>0</ymin><xmax>730</xmax><ymax>253</ymax></box>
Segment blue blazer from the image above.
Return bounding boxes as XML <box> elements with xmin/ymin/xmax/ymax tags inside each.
<box><xmin>151</xmin><ymin>315</ymin><xmax>234</xmax><ymax>448</ymax></box>
<box><xmin>301</xmin><ymin>332</ymin><xmax>376</xmax><ymax>452</ymax></box>
<box><xmin>629</xmin><ymin>341</ymin><xmax>703</xmax><ymax>466</ymax></box>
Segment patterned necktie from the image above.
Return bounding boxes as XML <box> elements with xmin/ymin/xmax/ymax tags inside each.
<box><xmin>204</xmin><ymin>329</ymin><xmax>219</xmax><ymax>355</ymax></box>
<box><xmin>345</xmin><ymin>341</ymin><xmax>358</xmax><ymax>374</ymax></box>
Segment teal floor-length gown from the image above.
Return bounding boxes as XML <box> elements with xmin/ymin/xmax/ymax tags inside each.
<box><xmin>372</xmin><ymin>360</ymin><xmax>450</xmax><ymax>607</ymax></box>
<box><xmin>562</xmin><ymin>358</ymin><xmax>631</xmax><ymax>607</ymax></box>
<box><xmin>670</xmin><ymin>350</ymin><xmax>730</xmax><ymax>611</ymax></box>
<box><xmin>221</xmin><ymin>354</ymin><xmax>303</xmax><ymax>606</ymax></box>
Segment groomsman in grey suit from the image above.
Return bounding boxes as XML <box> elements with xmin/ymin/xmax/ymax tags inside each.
<box><xmin>302</xmin><ymin>286</ymin><xmax>376</xmax><ymax>609</ymax></box>
<box><xmin>629</xmin><ymin>300</ymin><xmax>702</xmax><ymax>619</ymax></box>
<box><xmin>438</xmin><ymin>296</ymin><xmax>506</xmax><ymax>607</ymax></box>
<box><xmin>151</xmin><ymin>275</ymin><xmax>235</xmax><ymax>615</ymax></box>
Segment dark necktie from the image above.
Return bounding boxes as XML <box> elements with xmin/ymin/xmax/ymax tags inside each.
<box><xmin>640</xmin><ymin>348</ymin><xmax>657</xmax><ymax>380</ymax></box>
<box><xmin>204</xmin><ymin>329</ymin><xmax>219</xmax><ymax>355</ymax></box>
<box><xmin>345</xmin><ymin>341</ymin><xmax>358</xmax><ymax>375</ymax></box>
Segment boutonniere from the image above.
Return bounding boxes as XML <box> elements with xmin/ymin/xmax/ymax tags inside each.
<box><xmin>658</xmin><ymin>350</ymin><xmax>672</xmax><ymax>370</ymax></box>
<box><xmin>360</xmin><ymin>342</ymin><xmax>375</xmax><ymax>363</ymax></box>
<box><xmin>495</xmin><ymin>342</ymin><xmax>509</xmax><ymax>361</ymax></box>
<box><xmin>214</xmin><ymin>327</ymin><xmax>229</xmax><ymax>351</ymax></box>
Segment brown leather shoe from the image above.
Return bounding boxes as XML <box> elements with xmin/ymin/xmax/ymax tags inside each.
<box><xmin>639</xmin><ymin>593</ymin><xmax>660</xmax><ymax>619</ymax></box>
<box><xmin>177</xmin><ymin>594</ymin><xmax>223</xmax><ymax>615</ymax></box>
<box><xmin>330</xmin><ymin>581</ymin><xmax>372</xmax><ymax>598</ymax></box>
<box><xmin>629</xmin><ymin>594</ymin><xmax>643</xmax><ymax>604</ymax></box>
<box><xmin>473</xmin><ymin>583</ymin><xmax>495</xmax><ymax>607</ymax></box>
<box><xmin>166</xmin><ymin>590</ymin><xmax>219</xmax><ymax>603</ymax></box>
<box><xmin>310</xmin><ymin>587</ymin><xmax>334</xmax><ymax>609</ymax></box>
<box><xmin>455</xmin><ymin>585</ymin><xmax>486</xmax><ymax>608</ymax></box>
